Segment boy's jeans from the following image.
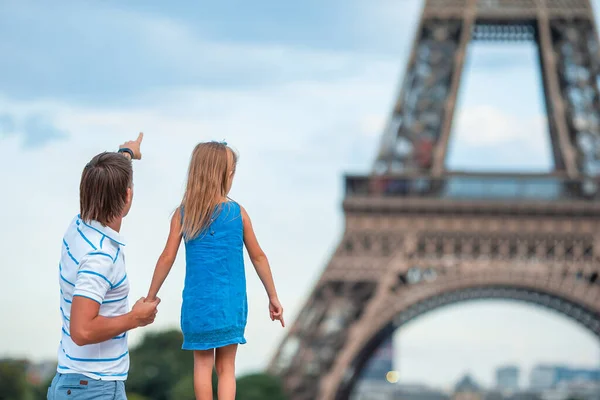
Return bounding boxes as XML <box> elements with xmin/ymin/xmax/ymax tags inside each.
<box><xmin>47</xmin><ymin>373</ymin><xmax>127</xmax><ymax>400</ymax></box>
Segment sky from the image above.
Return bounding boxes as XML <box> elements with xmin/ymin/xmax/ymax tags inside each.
<box><xmin>0</xmin><ymin>0</ymin><xmax>599</xmax><ymax>391</ymax></box>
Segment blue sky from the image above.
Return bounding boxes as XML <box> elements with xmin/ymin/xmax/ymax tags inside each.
<box><xmin>0</xmin><ymin>0</ymin><xmax>599</xmax><ymax>390</ymax></box>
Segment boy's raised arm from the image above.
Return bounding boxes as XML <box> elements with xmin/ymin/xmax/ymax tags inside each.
<box><xmin>118</xmin><ymin>132</ymin><xmax>144</xmax><ymax>160</ymax></box>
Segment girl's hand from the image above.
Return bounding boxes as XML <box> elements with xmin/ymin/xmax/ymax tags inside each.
<box><xmin>269</xmin><ymin>298</ymin><xmax>285</xmax><ymax>327</ymax></box>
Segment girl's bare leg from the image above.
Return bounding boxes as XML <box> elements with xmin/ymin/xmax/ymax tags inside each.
<box><xmin>193</xmin><ymin>349</ymin><xmax>215</xmax><ymax>400</ymax></box>
<box><xmin>215</xmin><ymin>344</ymin><xmax>238</xmax><ymax>400</ymax></box>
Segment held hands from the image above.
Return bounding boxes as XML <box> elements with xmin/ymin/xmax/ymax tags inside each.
<box><xmin>131</xmin><ymin>296</ymin><xmax>160</xmax><ymax>327</ymax></box>
<box><xmin>119</xmin><ymin>132</ymin><xmax>144</xmax><ymax>160</ymax></box>
<box><xmin>269</xmin><ymin>297</ymin><xmax>285</xmax><ymax>328</ymax></box>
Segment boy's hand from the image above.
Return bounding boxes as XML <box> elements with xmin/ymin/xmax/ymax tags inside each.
<box><xmin>269</xmin><ymin>298</ymin><xmax>285</xmax><ymax>328</ymax></box>
<box><xmin>131</xmin><ymin>296</ymin><xmax>160</xmax><ymax>327</ymax></box>
<box><xmin>119</xmin><ymin>132</ymin><xmax>144</xmax><ymax>160</ymax></box>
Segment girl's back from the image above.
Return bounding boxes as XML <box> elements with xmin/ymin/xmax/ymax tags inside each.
<box><xmin>181</xmin><ymin>201</ymin><xmax>248</xmax><ymax>350</ymax></box>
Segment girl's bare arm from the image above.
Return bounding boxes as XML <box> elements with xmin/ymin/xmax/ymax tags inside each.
<box><xmin>241</xmin><ymin>205</ymin><xmax>279</xmax><ymax>300</ymax></box>
<box><xmin>147</xmin><ymin>211</ymin><xmax>183</xmax><ymax>301</ymax></box>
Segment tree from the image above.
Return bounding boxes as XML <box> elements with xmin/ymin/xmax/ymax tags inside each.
<box><xmin>32</xmin><ymin>377</ymin><xmax>53</xmax><ymax>400</ymax></box>
<box><xmin>169</xmin><ymin>374</ymin><xmax>196</xmax><ymax>400</ymax></box>
<box><xmin>169</xmin><ymin>371</ymin><xmax>286</xmax><ymax>400</ymax></box>
<box><xmin>0</xmin><ymin>359</ymin><xmax>35</xmax><ymax>400</ymax></box>
<box><xmin>169</xmin><ymin>373</ymin><xmax>196</xmax><ymax>400</ymax></box>
<box><xmin>126</xmin><ymin>394</ymin><xmax>150</xmax><ymax>400</ymax></box>
<box><xmin>169</xmin><ymin>371</ymin><xmax>218</xmax><ymax>400</ymax></box>
<box><xmin>236</xmin><ymin>373</ymin><xmax>287</xmax><ymax>400</ymax></box>
<box><xmin>127</xmin><ymin>329</ymin><xmax>193</xmax><ymax>400</ymax></box>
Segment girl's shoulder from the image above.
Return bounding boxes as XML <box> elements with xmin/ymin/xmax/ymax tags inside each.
<box><xmin>218</xmin><ymin>200</ymin><xmax>242</xmax><ymax>222</ymax></box>
<box><xmin>225</xmin><ymin>199</ymin><xmax>243</xmax><ymax>213</ymax></box>
<box><xmin>224</xmin><ymin>200</ymin><xmax>246</xmax><ymax>226</ymax></box>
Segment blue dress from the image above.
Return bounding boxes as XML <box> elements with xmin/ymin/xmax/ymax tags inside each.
<box><xmin>180</xmin><ymin>201</ymin><xmax>248</xmax><ymax>350</ymax></box>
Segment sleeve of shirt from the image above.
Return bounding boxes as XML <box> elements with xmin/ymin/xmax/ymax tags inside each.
<box><xmin>73</xmin><ymin>253</ymin><xmax>116</xmax><ymax>304</ymax></box>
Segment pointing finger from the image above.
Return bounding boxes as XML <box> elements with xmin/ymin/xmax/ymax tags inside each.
<box><xmin>137</xmin><ymin>132</ymin><xmax>144</xmax><ymax>144</ymax></box>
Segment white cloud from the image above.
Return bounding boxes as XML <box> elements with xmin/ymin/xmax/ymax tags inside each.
<box><xmin>453</xmin><ymin>105</ymin><xmax>546</xmax><ymax>147</ymax></box>
<box><xmin>0</xmin><ymin>0</ymin><xmax>404</xmax><ymax>104</ymax></box>
<box><xmin>447</xmin><ymin>106</ymin><xmax>553</xmax><ymax>171</ymax></box>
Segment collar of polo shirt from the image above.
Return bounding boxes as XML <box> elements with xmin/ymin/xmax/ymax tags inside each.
<box><xmin>78</xmin><ymin>215</ymin><xmax>127</xmax><ymax>247</ymax></box>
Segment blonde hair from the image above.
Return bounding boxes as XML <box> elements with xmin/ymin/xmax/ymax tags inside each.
<box><xmin>181</xmin><ymin>141</ymin><xmax>238</xmax><ymax>240</ymax></box>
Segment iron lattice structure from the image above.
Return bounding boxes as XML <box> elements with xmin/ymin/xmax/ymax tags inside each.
<box><xmin>269</xmin><ymin>1</ymin><xmax>600</xmax><ymax>399</ymax></box>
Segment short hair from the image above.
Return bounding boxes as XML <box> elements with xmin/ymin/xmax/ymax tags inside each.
<box><xmin>80</xmin><ymin>152</ymin><xmax>133</xmax><ymax>225</ymax></box>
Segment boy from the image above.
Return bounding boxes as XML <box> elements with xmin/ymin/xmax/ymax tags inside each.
<box><xmin>47</xmin><ymin>134</ymin><xmax>159</xmax><ymax>400</ymax></box>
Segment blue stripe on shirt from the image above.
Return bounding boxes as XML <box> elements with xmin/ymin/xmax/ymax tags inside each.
<box><xmin>78</xmin><ymin>270</ymin><xmax>114</xmax><ymax>288</ymax></box>
<box><xmin>60</xmin><ymin>274</ymin><xmax>75</xmax><ymax>287</ymax></box>
<box><xmin>57</xmin><ymin>365</ymin><xmax>128</xmax><ymax>377</ymax></box>
<box><xmin>95</xmin><ymin>371</ymin><xmax>128</xmax><ymax>377</ymax></box>
<box><xmin>88</xmin><ymin>252</ymin><xmax>114</xmax><ymax>261</ymax></box>
<box><xmin>113</xmin><ymin>275</ymin><xmax>127</xmax><ymax>289</ymax></box>
<box><xmin>72</xmin><ymin>294</ymin><xmax>101</xmax><ymax>305</ymax></box>
<box><xmin>62</xmin><ymin>347</ymin><xmax>129</xmax><ymax>362</ymax></box>
<box><xmin>103</xmin><ymin>295</ymin><xmax>128</xmax><ymax>304</ymax></box>
<box><xmin>60</xmin><ymin>307</ymin><xmax>70</xmax><ymax>321</ymax></box>
<box><xmin>59</xmin><ymin>263</ymin><xmax>75</xmax><ymax>287</ymax></box>
<box><xmin>60</xmin><ymin>289</ymin><xmax>72</xmax><ymax>304</ymax></box>
<box><xmin>77</xmin><ymin>227</ymin><xmax>98</xmax><ymax>250</ymax></box>
<box><xmin>63</xmin><ymin>239</ymin><xmax>80</xmax><ymax>265</ymax></box>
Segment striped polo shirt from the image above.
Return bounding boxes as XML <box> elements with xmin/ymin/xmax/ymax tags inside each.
<box><xmin>56</xmin><ymin>215</ymin><xmax>130</xmax><ymax>381</ymax></box>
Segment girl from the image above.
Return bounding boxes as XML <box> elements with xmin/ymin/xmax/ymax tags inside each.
<box><xmin>146</xmin><ymin>141</ymin><xmax>284</xmax><ymax>400</ymax></box>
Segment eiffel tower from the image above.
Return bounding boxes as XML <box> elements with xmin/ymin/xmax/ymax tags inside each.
<box><xmin>268</xmin><ymin>0</ymin><xmax>600</xmax><ymax>399</ymax></box>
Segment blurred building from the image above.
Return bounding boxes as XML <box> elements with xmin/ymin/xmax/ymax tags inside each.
<box><xmin>540</xmin><ymin>380</ymin><xmax>600</xmax><ymax>400</ymax></box>
<box><xmin>485</xmin><ymin>391</ymin><xmax>543</xmax><ymax>400</ymax></box>
<box><xmin>396</xmin><ymin>383</ymin><xmax>450</xmax><ymax>400</ymax></box>
<box><xmin>361</xmin><ymin>338</ymin><xmax>394</xmax><ymax>382</ymax></box>
<box><xmin>453</xmin><ymin>375</ymin><xmax>483</xmax><ymax>400</ymax></box>
<box><xmin>530</xmin><ymin>365</ymin><xmax>600</xmax><ymax>391</ymax></box>
<box><xmin>496</xmin><ymin>366</ymin><xmax>520</xmax><ymax>392</ymax></box>
<box><xmin>351</xmin><ymin>338</ymin><xmax>396</xmax><ymax>400</ymax></box>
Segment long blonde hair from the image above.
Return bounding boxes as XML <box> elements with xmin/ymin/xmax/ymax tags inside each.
<box><xmin>181</xmin><ymin>141</ymin><xmax>237</xmax><ymax>240</ymax></box>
